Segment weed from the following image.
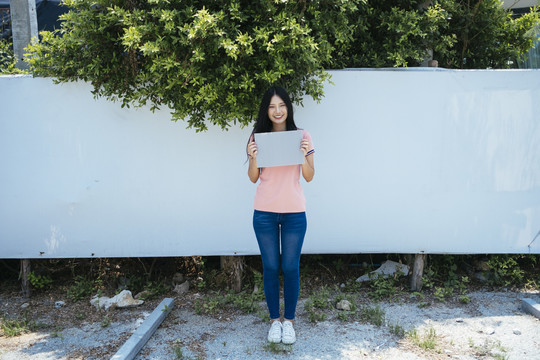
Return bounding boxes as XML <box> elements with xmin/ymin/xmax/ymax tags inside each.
<box><xmin>50</xmin><ymin>327</ymin><xmax>64</xmax><ymax>339</ymax></box>
<box><xmin>469</xmin><ymin>338</ymin><xmax>508</xmax><ymax>359</ymax></box>
<box><xmin>422</xmin><ymin>267</ymin><xmax>436</xmax><ymax>289</ymax></box>
<box><xmin>337</xmin><ymin>312</ymin><xmax>349</xmax><ymax>322</ymax></box>
<box><xmin>173</xmin><ymin>344</ymin><xmax>184</xmax><ymax>359</ymax></box>
<box><xmin>434</xmin><ymin>286</ymin><xmax>453</xmax><ymax>302</ymax></box>
<box><xmin>27</xmin><ymin>271</ymin><xmax>53</xmax><ymax>290</ymax></box>
<box><xmin>196</xmin><ymin>296</ymin><xmax>222</xmax><ymax>315</ymax></box>
<box><xmin>410</xmin><ymin>291</ymin><xmax>429</xmax><ymax>307</ymax></box>
<box><xmin>487</xmin><ymin>255</ymin><xmax>524</xmax><ymax>287</ymax></box>
<box><xmin>341</xmin><ymin>278</ymin><xmax>363</xmax><ymax>293</ymax></box>
<box><xmin>194</xmin><ymin>289</ymin><xmax>263</xmax><ymax>316</ymax></box>
<box><xmin>389</xmin><ymin>323</ymin><xmax>406</xmax><ymax>338</ymax></box>
<box><xmin>251</xmin><ymin>270</ymin><xmax>265</xmax><ymax>300</ymax></box>
<box><xmin>67</xmin><ymin>276</ymin><xmax>95</xmax><ymax>302</ymax></box>
<box><xmin>457</xmin><ymin>276</ymin><xmax>469</xmax><ymax>295</ymax></box>
<box><xmin>304</xmin><ymin>301</ymin><xmax>327</xmax><ymax>323</ymax></box>
<box><xmin>308</xmin><ymin>311</ymin><xmax>327</xmax><ymax>323</ymax></box>
<box><xmin>256</xmin><ymin>308</ymin><xmax>269</xmax><ymax>322</ymax></box>
<box><xmin>368</xmin><ymin>273</ymin><xmax>397</xmax><ymax>301</ymax></box>
<box><xmin>225</xmin><ymin>291</ymin><xmax>260</xmax><ymax>314</ymax></box>
<box><xmin>0</xmin><ymin>312</ymin><xmax>39</xmax><ymax>337</ymax></box>
<box><xmin>101</xmin><ymin>315</ymin><xmax>111</xmax><ymax>328</ymax></box>
<box><xmin>244</xmin><ymin>346</ymin><xmax>256</xmax><ymax>355</ymax></box>
<box><xmin>408</xmin><ymin>327</ymin><xmax>437</xmax><ymax>350</ymax></box>
<box><xmin>263</xmin><ymin>342</ymin><xmax>293</xmax><ymax>354</ymax></box>
<box><xmin>309</xmin><ymin>286</ymin><xmax>331</xmax><ymax>309</ymax></box>
<box><xmin>172</xmin><ymin>339</ymin><xmax>188</xmax><ymax>359</ymax></box>
<box><xmin>358</xmin><ymin>305</ymin><xmax>385</xmax><ymax>326</ymax></box>
<box><xmin>141</xmin><ymin>280</ymin><xmax>170</xmax><ymax>300</ymax></box>
<box><xmin>333</xmin><ymin>258</ymin><xmax>346</xmax><ymax>271</ymax></box>
<box><xmin>302</xmin><ymin>287</ymin><xmax>332</xmax><ymax>323</ymax></box>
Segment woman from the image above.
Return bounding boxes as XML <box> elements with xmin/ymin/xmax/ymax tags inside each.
<box><xmin>247</xmin><ymin>86</ymin><xmax>315</xmax><ymax>344</ymax></box>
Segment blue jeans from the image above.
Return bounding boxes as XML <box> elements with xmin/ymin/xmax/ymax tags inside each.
<box><xmin>253</xmin><ymin>210</ymin><xmax>307</xmax><ymax>320</ymax></box>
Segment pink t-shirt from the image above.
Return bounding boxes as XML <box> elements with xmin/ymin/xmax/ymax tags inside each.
<box><xmin>253</xmin><ymin>129</ymin><xmax>314</xmax><ymax>213</ymax></box>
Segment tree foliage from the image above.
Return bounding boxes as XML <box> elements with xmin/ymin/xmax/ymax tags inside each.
<box><xmin>342</xmin><ymin>0</ymin><xmax>539</xmax><ymax>68</ymax></box>
<box><xmin>433</xmin><ymin>0</ymin><xmax>540</xmax><ymax>69</ymax></box>
<box><xmin>23</xmin><ymin>0</ymin><xmax>540</xmax><ymax>131</ymax></box>
<box><xmin>26</xmin><ymin>0</ymin><xmax>342</xmax><ymax>131</ymax></box>
<box><xmin>0</xmin><ymin>38</ymin><xmax>27</xmax><ymax>74</ymax></box>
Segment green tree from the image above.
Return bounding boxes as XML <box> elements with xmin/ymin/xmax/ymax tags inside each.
<box><xmin>340</xmin><ymin>0</ymin><xmax>459</xmax><ymax>68</ymax></box>
<box><xmin>433</xmin><ymin>0</ymin><xmax>540</xmax><ymax>69</ymax></box>
<box><xmin>23</xmin><ymin>0</ymin><xmax>540</xmax><ymax>131</ymax></box>
<box><xmin>342</xmin><ymin>0</ymin><xmax>538</xmax><ymax>68</ymax></box>
<box><xmin>26</xmin><ymin>0</ymin><xmax>353</xmax><ymax>131</ymax></box>
<box><xmin>1</xmin><ymin>38</ymin><xmax>27</xmax><ymax>74</ymax></box>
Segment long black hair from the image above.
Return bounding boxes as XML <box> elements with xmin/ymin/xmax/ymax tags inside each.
<box><xmin>252</xmin><ymin>86</ymin><xmax>298</xmax><ymax>134</ymax></box>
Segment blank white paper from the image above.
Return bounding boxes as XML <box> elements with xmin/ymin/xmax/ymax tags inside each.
<box><xmin>254</xmin><ymin>130</ymin><xmax>304</xmax><ymax>168</ymax></box>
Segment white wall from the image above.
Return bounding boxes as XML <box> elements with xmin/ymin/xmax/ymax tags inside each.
<box><xmin>1</xmin><ymin>69</ymin><xmax>539</xmax><ymax>258</ymax></box>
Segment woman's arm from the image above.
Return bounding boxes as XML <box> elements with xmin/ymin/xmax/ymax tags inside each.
<box><xmin>247</xmin><ymin>140</ymin><xmax>260</xmax><ymax>183</ymax></box>
<box><xmin>300</xmin><ymin>139</ymin><xmax>315</xmax><ymax>182</ymax></box>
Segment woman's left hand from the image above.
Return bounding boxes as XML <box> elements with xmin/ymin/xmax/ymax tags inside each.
<box><xmin>300</xmin><ymin>139</ymin><xmax>310</xmax><ymax>156</ymax></box>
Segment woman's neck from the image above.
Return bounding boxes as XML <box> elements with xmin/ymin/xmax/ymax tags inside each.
<box><xmin>272</xmin><ymin>124</ymin><xmax>286</xmax><ymax>132</ymax></box>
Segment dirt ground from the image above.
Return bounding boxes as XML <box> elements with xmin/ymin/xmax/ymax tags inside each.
<box><xmin>1</xmin><ymin>279</ymin><xmax>539</xmax><ymax>360</ymax></box>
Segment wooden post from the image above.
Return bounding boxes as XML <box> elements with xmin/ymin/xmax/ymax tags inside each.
<box><xmin>410</xmin><ymin>254</ymin><xmax>427</xmax><ymax>291</ymax></box>
<box><xmin>220</xmin><ymin>255</ymin><xmax>245</xmax><ymax>293</ymax></box>
<box><xmin>20</xmin><ymin>259</ymin><xmax>32</xmax><ymax>298</ymax></box>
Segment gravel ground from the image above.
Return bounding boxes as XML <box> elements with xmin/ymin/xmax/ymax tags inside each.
<box><xmin>1</xmin><ymin>290</ymin><xmax>539</xmax><ymax>360</ymax></box>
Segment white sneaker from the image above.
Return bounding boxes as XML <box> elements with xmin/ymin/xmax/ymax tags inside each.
<box><xmin>282</xmin><ymin>320</ymin><xmax>296</xmax><ymax>344</ymax></box>
<box><xmin>267</xmin><ymin>321</ymin><xmax>282</xmax><ymax>343</ymax></box>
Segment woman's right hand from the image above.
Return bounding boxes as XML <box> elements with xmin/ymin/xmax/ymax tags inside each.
<box><xmin>247</xmin><ymin>140</ymin><xmax>260</xmax><ymax>183</ymax></box>
<box><xmin>248</xmin><ymin>140</ymin><xmax>258</xmax><ymax>159</ymax></box>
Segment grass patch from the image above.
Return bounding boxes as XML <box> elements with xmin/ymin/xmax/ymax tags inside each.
<box><xmin>0</xmin><ymin>312</ymin><xmax>41</xmax><ymax>337</ymax></box>
<box><xmin>194</xmin><ymin>289</ymin><xmax>263</xmax><ymax>316</ymax></box>
<box><xmin>408</xmin><ymin>327</ymin><xmax>438</xmax><ymax>350</ymax></box>
<box><xmin>358</xmin><ymin>305</ymin><xmax>385</xmax><ymax>327</ymax></box>
<box><xmin>469</xmin><ymin>338</ymin><xmax>508</xmax><ymax>360</ymax></box>
<box><xmin>263</xmin><ymin>342</ymin><xmax>293</xmax><ymax>354</ymax></box>
<box><xmin>389</xmin><ymin>323</ymin><xmax>406</xmax><ymax>337</ymax></box>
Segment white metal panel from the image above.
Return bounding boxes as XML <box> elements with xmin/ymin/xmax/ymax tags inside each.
<box><xmin>0</xmin><ymin>70</ymin><xmax>539</xmax><ymax>258</ymax></box>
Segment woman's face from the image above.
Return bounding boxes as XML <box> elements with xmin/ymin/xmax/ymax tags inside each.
<box><xmin>267</xmin><ymin>95</ymin><xmax>288</xmax><ymax>130</ymax></box>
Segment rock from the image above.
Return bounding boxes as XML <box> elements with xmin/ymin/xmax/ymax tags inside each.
<box><xmin>483</xmin><ymin>327</ymin><xmax>495</xmax><ymax>335</ymax></box>
<box><xmin>172</xmin><ymin>273</ymin><xmax>185</xmax><ymax>286</ymax></box>
<box><xmin>21</xmin><ymin>303</ymin><xmax>30</xmax><ymax>309</ymax></box>
<box><xmin>356</xmin><ymin>260</ymin><xmax>410</xmax><ymax>282</ymax></box>
<box><xmin>513</xmin><ymin>329</ymin><xmax>522</xmax><ymax>335</ymax></box>
<box><xmin>456</xmin><ymin>318</ymin><xmax>464</xmax><ymax>323</ymax></box>
<box><xmin>173</xmin><ymin>281</ymin><xmax>190</xmax><ymax>296</ymax></box>
<box><xmin>336</xmin><ymin>300</ymin><xmax>352</xmax><ymax>311</ymax></box>
<box><xmin>54</xmin><ymin>301</ymin><xmax>65</xmax><ymax>309</ymax></box>
<box><xmin>90</xmin><ymin>290</ymin><xmax>143</xmax><ymax>311</ymax></box>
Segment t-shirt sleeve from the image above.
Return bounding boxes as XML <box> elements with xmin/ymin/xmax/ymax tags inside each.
<box><xmin>302</xmin><ymin>130</ymin><xmax>315</xmax><ymax>156</ymax></box>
